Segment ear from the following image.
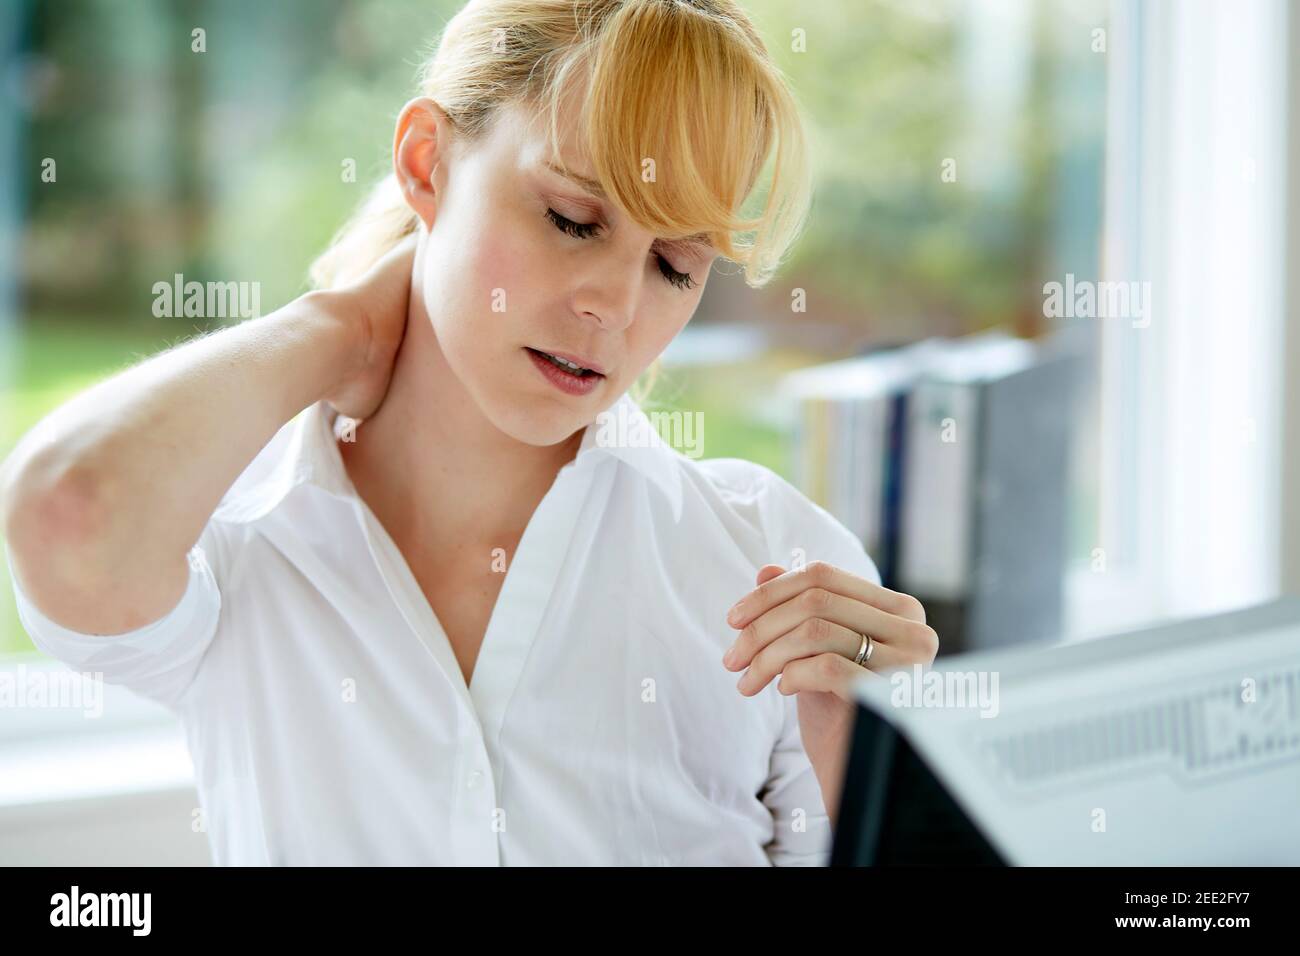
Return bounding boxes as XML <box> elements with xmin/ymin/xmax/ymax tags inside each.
<box><xmin>393</xmin><ymin>97</ymin><xmax>454</xmax><ymax>231</ymax></box>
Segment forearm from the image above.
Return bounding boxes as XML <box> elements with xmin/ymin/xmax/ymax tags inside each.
<box><xmin>813</xmin><ymin>758</ymin><xmax>843</xmax><ymax>830</ymax></box>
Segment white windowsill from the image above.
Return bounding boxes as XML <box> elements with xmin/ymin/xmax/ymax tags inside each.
<box><xmin>0</xmin><ymin>721</ymin><xmax>196</xmax><ymax>813</ymax></box>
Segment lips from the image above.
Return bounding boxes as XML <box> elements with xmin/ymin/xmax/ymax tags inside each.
<box><xmin>525</xmin><ymin>347</ymin><xmax>606</xmax><ymax>396</ymax></box>
<box><xmin>525</xmin><ymin>347</ymin><xmax>607</xmax><ymax>377</ymax></box>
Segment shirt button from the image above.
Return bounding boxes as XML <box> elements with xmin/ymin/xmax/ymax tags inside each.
<box><xmin>466</xmin><ymin>770</ymin><xmax>483</xmax><ymax>790</ymax></box>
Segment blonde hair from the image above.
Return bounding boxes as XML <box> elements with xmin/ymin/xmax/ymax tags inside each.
<box><xmin>309</xmin><ymin>0</ymin><xmax>811</xmax><ymax>402</ymax></box>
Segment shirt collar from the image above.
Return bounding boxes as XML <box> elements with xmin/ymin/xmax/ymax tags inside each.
<box><xmin>575</xmin><ymin>391</ymin><xmax>685</xmax><ymax>521</ymax></box>
<box><xmin>215</xmin><ymin>391</ymin><xmax>684</xmax><ymax>525</ymax></box>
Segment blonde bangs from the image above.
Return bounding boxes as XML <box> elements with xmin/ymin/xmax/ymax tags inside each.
<box><xmin>536</xmin><ymin>0</ymin><xmax>810</xmax><ymax>288</ymax></box>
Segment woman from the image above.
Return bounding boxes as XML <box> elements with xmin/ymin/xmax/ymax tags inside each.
<box><xmin>0</xmin><ymin>0</ymin><xmax>937</xmax><ymax>865</ymax></box>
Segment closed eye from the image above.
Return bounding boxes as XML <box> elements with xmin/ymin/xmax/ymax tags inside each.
<box><xmin>545</xmin><ymin>207</ymin><xmax>600</xmax><ymax>240</ymax></box>
<box><xmin>545</xmin><ymin>208</ymin><xmax>697</xmax><ymax>291</ymax></box>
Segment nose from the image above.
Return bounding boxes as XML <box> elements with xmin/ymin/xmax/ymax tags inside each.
<box><xmin>571</xmin><ymin>249</ymin><xmax>645</xmax><ymax>332</ymax></box>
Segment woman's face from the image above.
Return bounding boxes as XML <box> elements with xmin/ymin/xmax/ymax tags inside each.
<box><xmin>398</xmin><ymin>97</ymin><xmax>718</xmax><ymax>447</ymax></box>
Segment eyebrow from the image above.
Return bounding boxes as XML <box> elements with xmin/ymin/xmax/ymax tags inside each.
<box><xmin>543</xmin><ymin>159</ymin><xmax>715</xmax><ymax>253</ymax></box>
<box><xmin>545</xmin><ymin>159</ymin><xmax>607</xmax><ymax>199</ymax></box>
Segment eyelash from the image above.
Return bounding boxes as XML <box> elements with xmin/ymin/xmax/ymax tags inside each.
<box><xmin>545</xmin><ymin>208</ymin><xmax>696</xmax><ymax>291</ymax></box>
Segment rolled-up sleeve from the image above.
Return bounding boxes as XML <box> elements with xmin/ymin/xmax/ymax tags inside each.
<box><xmin>6</xmin><ymin>520</ymin><xmax>227</xmax><ymax>712</ymax></box>
<box><xmin>761</xmin><ymin>690</ymin><xmax>834</xmax><ymax>865</ymax></box>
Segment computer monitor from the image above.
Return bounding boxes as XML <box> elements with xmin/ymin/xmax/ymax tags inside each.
<box><xmin>831</xmin><ymin>598</ymin><xmax>1300</xmax><ymax>865</ymax></box>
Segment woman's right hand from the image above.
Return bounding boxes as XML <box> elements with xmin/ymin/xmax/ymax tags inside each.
<box><xmin>322</xmin><ymin>231</ymin><xmax>419</xmax><ymax>421</ymax></box>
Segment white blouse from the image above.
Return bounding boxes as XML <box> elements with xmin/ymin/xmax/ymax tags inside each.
<box><xmin>10</xmin><ymin>392</ymin><xmax>881</xmax><ymax>866</ymax></box>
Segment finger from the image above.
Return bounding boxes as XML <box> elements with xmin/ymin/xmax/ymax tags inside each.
<box><xmin>774</xmin><ymin>652</ymin><xmax>878</xmax><ymax>703</ymax></box>
<box><xmin>755</xmin><ymin>564</ymin><xmax>785</xmax><ymax>587</ymax></box>
<box><xmin>725</xmin><ymin>585</ymin><xmax>934</xmax><ymax>672</ymax></box>
<box><xmin>373</xmin><ymin>229</ymin><xmax>420</xmax><ymax>273</ymax></box>
<box><xmin>739</xmin><ymin>622</ymin><xmax>912</xmax><ymax>696</ymax></box>
<box><xmin>735</xmin><ymin>616</ymin><xmax>858</xmax><ymax>695</ymax></box>
<box><xmin>726</xmin><ymin>560</ymin><xmax>925</xmax><ymax>630</ymax></box>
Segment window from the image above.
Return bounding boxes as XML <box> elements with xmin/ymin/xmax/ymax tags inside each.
<box><xmin>1063</xmin><ymin>0</ymin><xmax>1291</xmax><ymax>638</ymax></box>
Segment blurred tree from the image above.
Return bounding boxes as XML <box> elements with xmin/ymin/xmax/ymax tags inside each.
<box><xmin>17</xmin><ymin>0</ymin><xmax>1106</xmax><ymax>341</ymax></box>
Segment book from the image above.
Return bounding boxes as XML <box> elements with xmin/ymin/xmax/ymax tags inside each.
<box><xmin>782</xmin><ymin>331</ymin><xmax>1080</xmax><ymax>653</ymax></box>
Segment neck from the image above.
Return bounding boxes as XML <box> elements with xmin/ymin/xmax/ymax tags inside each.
<box><xmin>340</xmin><ymin>295</ymin><xmax>584</xmax><ymax>557</ymax></box>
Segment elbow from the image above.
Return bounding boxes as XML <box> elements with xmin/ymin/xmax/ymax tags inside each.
<box><xmin>1</xmin><ymin>448</ymin><xmax>112</xmax><ymax>569</ymax></box>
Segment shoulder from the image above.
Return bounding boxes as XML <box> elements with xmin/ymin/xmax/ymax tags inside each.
<box><xmin>685</xmin><ymin>455</ymin><xmax>779</xmax><ymax>501</ymax></box>
<box><xmin>209</xmin><ymin>401</ymin><xmax>343</xmax><ymax>525</ymax></box>
<box><xmin>677</xmin><ymin>456</ymin><xmax>882</xmax><ymax>585</ymax></box>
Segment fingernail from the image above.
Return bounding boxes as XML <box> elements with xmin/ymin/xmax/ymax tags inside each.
<box><xmin>722</xmin><ymin>646</ymin><xmax>736</xmax><ymax>668</ymax></box>
<box><xmin>726</xmin><ymin>601</ymin><xmax>745</xmax><ymax>625</ymax></box>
